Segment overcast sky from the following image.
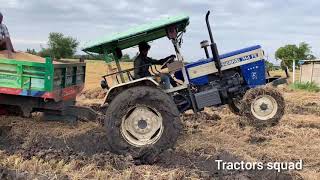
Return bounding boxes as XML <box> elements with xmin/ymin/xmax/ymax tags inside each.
<box><xmin>1</xmin><ymin>0</ymin><xmax>319</xmax><ymax>64</ymax></box>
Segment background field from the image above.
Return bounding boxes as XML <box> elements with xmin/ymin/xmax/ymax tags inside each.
<box><xmin>84</xmin><ymin>61</ymin><xmax>133</xmax><ymax>90</ymax></box>
<box><xmin>0</xmin><ymin>62</ymin><xmax>319</xmax><ymax>179</ymax></box>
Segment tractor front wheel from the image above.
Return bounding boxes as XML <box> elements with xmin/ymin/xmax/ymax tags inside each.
<box><xmin>240</xmin><ymin>87</ymin><xmax>285</xmax><ymax>128</ymax></box>
<box><xmin>104</xmin><ymin>86</ymin><xmax>182</xmax><ymax>164</ymax></box>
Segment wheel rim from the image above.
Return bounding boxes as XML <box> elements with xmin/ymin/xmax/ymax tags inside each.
<box><xmin>250</xmin><ymin>95</ymin><xmax>278</xmax><ymax>121</ymax></box>
<box><xmin>121</xmin><ymin>105</ymin><xmax>164</xmax><ymax>147</ymax></box>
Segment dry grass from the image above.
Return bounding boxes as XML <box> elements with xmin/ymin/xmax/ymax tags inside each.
<box><xmin>0</xmin><ymin>62</ymin><xmax>319</xmax><ymax>179</ymax></box>
<box><xmin>84</xmin><ymin>61</ymin><xmax>133</xmax><ymax>90</ymax></box>
<box><xmin>270</xmin><ymin>69</ymin><xmax>301</xmax><ymax>83</ymax></box>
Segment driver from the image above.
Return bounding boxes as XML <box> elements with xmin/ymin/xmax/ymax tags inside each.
<box><xmin>134</xmin><ymin>41</ymin><xmax>175</xmax><ymax>88</ymax></box>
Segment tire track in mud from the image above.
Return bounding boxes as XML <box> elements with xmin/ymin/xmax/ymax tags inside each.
<box><xmin>0</xmin><ymin>122</ymin><xmax>134</xmax><ymax>169</ymax></box>
<box><xmin>287</xmin><ymin>101</ymin><xmax>320</xmax><ymax>116</ymax></box>
<box><xmin>157</xmin><ymin>150</ymin><xmax>295</xmax><ymax>180</ymax></box>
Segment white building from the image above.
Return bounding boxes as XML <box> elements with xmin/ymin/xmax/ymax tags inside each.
<box><xmin>299</xmin><ymin>60</ymin><xmax>320</xmax><ymax>85</ymax></box>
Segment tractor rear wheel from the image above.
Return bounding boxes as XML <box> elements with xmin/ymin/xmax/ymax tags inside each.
<box><xmin>240</xmin><ymin>87</ymin><xmax>285</xmax><ymax>128</ymax></box>
<box><xmin>104</xmin><ymin>86</ymin><xmax>182</xmax><ymax>164</ymax></box>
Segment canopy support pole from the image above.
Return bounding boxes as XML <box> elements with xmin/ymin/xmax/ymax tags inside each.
<box><xmin>171</xmin><ymin>39</ymin><xmax>189</xmax><ymax>85</ymax></box>
<box><xmin>113</xmin><ymin>52</ymin><xmax>125</xmax><ymax>83</ymax></box>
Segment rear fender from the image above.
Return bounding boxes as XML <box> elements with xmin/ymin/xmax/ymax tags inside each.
<box><xmin>102</xmin><ymin>77</ymin><xmax>159</xmax><ymax>106</ymax></box>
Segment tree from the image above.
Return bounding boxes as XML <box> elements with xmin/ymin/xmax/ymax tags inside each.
<box><xmin>275</xmin><ymin>42</ymin><xmax>315</xmax><ymax>69</ymax></box>
<box><xmin>39</xmin><ymin>32</ymin><xmax>79</xmax><ymax>59</ymax></box>
<box><xmin>26</xmin><ymin>48</ymin><xmax>37</xmax><ymax>55</ymax></box>
<box><xmin>38</xmin><ymin>47</ymin><xmax>52</xmax><ymax>58</ymax></box>
<box><xmin>265</xmin><ymin>61</ymin><xmax>274</xmax><ymax>71</ymax></box>
<box><xmin>49</xmin><ymin>32</ymin><xmax>79</xmax><ymax>59</ymax></box>
<box><xmin>121</xmin><ymin>54</ymin><xmax>131</xmax><ymax>62</ymax></box>
<box><xmin>72</xmin><ymin>54</ymin><xmax>104</xmax><ymax>60</ymax></box>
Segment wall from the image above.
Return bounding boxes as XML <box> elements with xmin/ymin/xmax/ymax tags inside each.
<box><xmin>300</xmin><ymin>62</ymin><xmax>320</xmax><ymax>85</ymax></box>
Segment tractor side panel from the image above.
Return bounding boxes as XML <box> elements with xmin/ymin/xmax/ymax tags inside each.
<box><xmin>179</xmin><ymin>45</ymin><xmax>265</xmax><ymax>86</ymax></box>
<box><xmin>185</xmin><ymin>59</ymin><xmax>216</xmax><ymax>86</ymax></box>
<box><xmin>240</xmin><ymin>60</ymin><xmax>266</xmax><ymax>88</ymax></box>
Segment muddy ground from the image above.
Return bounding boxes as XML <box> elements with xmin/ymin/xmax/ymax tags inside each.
<box><xmin>0</xmin><ymin>88</ymin><xmax>319</xmax><ymax>179</ymax></box>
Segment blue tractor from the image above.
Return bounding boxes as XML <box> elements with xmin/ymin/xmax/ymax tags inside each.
<box><xmin>82</xmin><ymin>11</ymin><xmax>286</xmax><ymax>163</ymax></box>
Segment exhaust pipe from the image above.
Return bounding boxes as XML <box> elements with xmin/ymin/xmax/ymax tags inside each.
<box><xmin>206</xmin><ymin>11</ymin><xmax>222</xmax><ymax>76</ymax></box>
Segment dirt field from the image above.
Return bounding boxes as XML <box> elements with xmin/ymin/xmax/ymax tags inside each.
<box><xmin>0</xmin><ymin>62</ymin><xmax>319</xmax><ymax>179</ymax></box>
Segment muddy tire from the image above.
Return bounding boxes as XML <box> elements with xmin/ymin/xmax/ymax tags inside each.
<box><xmin>105</xmin><ymin>86</ymin><xmax>182</xmax><ymax>164</ymax></box>
<box><xmin>240</xmin><ymin>87</ymin><xmax>285</xmax><ymax>128</ymax></box>
<box><xmin>228</xmin><ymin>98</ymin><xmax>242</xmax><ymax>115</ymax></box>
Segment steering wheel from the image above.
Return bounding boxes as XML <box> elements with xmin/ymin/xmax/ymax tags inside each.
<box><xmin>160</xmin><ymin>56</ymin><xmax>175</xmax><ymax>70</ymax></box>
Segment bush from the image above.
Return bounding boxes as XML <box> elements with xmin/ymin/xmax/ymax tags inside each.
<box><xmin>289</xmin><ymin>82</ymin><xmax>320</xmax><ymax>92</ymax></box>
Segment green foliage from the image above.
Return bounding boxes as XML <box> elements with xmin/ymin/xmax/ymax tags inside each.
<box><xmin>37</xmin><ymin>33</ymin><xmax>79</xmax><ymax>59</ymax></box>
<box><xmin>275</xmin><ymin>42</ymin><xmax>315</xmax><ymax>69</ymax></box>
<box><xmin>25</xmin><ymin>32</ymin><xmax>136</xmax><ymax>62</ymax></box>
<box><xmin>26</xmin><ymin>48</ymin><xmax>51</xmax><ymax>58</ymax></box>
<box><xmin>265</xmin><ymin>61</ymin><xmax>274</xmax><ymax>71</ymax></box>
<box><xmin>72</xmin><ymin>54</ymin><xmax>103</xmax><ymax>60</ymax></box>
<box><xmin>289</xmin><ymin>82</ymin><xmax>320</xmax><ymax>92</ymax></box>
<box><xmin>26</xmin><ymin>48</ymin><xmax>37</xmax><ymax>55</ymax></box>
<box><xmin>25</xmin><ymin>33</ymin><xmax>79</xmax><ymax>59</ymax></box>
<box><xmin>121</xmin><ymin>54</ymin><xmax>131</xmax><ymax>62</ymax></box>
<box><xmin>48</xmin><ymin>32</ymin><xmax>79</xmax><ymax>59</ymax></box>
<box><xmin>38</xmin><ymin>48</ymin><xmax>52</xmax><ymax>58</ymax></box>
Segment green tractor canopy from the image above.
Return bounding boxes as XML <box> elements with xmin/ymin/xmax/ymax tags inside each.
<box><xmin>82</xmin><ymin>14</ymin><xmax>189</xmax><ymax>55</ymax></box>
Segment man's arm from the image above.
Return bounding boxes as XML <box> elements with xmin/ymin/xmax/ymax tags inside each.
<box><xmin>147</xmin><ymin>55</ymin><xmax>176</xmax><ymax>65</ymax></box>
